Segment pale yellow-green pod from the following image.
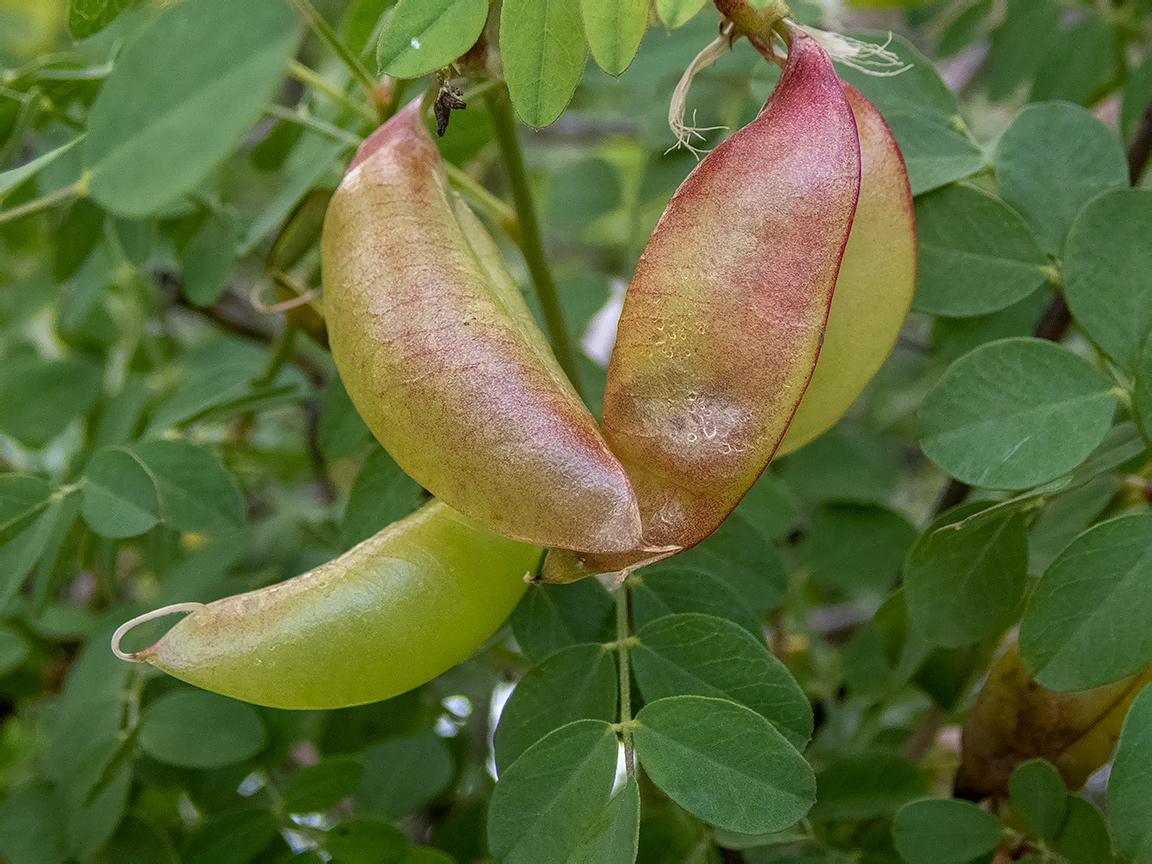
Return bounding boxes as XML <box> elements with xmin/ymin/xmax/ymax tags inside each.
<box><xmin>113</xmin><ymin>502</ymin><xmax>540</xmax><ymax>710</ymax></box>
<box><xmin>777</xmin><ymin>83</ymin><xmax>916</xmax><ymax>455</ymax></box>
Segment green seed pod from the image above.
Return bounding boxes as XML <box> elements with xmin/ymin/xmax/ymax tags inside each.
<box><xmin>113</xmin><ymin>501</ymin><xmax>540</xmax><ymax>710</ymax></box>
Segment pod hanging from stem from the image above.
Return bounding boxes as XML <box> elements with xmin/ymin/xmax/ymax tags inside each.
<box><xmin>544</xmin><ymin>23</ymin><xmax>862</xmax><ymax>582</ymax></box>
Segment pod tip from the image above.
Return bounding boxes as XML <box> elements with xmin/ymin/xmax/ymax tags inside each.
<box><xmin>110</xmin><ymin>602</ymin><xmax>208</xmax><ymax>663</ymax></box>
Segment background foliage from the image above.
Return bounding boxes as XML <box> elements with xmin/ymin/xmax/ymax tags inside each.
<box><xmin>1</xmin><ymin>0</ymin><xmax>1152</xmax><ymax>862</ymax></box>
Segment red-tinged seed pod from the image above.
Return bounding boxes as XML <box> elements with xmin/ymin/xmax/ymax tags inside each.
<box><xmin>542</xmin><ymin>27</ymin><xmax>860</xmax><ymax>581</ymax></box>
<box><xmin>322</xmin><ymin>102</ymin><xmax>642</xmax><ymax>553</ymax></box>
<box><xmin>776</xmin><ymin>83</ymin><xmax>916</xmax><ymax>455</ymax></box>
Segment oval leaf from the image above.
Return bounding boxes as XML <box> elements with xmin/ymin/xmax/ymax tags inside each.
<box><xmin>0</xmin><ymin>356</ymin><xmax>103</xmax><ymax>448</ymax></box>
<box><xmin>1137</xmin><ymin>333</ymin><xmax>1152</xmax><ymax>444</ymax></box>
<box><xmin>1020</xmin><ymin>513</ymin><xmax>1152</xmax><ymax>690</ymax></box>
<box><xmin>139</xmin><ymin>690</ymin><xmax>266</xmax><ymax>768</ymax></box>
<box><xmin>655</xmin><ymin>0</ymin><xmax>706</xmax><ymax>28</ymax></box>
<box><xmin>322</xmin><ymin>820</ymin><xmax>408</xmax><ymax>864</ymax></box>
<box><xmin>340</xmin><ymin>446</ymin><xmax>424</xmax><ymax>550</ymax></box>
<box><xmin>180</xmin><ymin>209</ymin><xmax>237</xmax><ymax>307</ymax></box>
<box><xmin>633</xmin><ymin>695</ymin><xmax>815</xmax><ymax>834</ymax></box>
<box><xmin>282</xmin><ymin>758</ymin><xmax>364</xmax><ymax>814</ymax></box>
<box><xmin>630</xmin><ymin>566</ymin><xmax>761</xmax><ymax>638</ymax></box>
<box><xmin>81</xmin><ymin>447</ymin><xmax>159</xmax><ymax>538</ymax></box>
<box><xmin>580</xmin><ymin>0</ymin><xmax>646</xmax><ymax>76</ymax></box>
<box><xmin>84</xmin><ymin>0</ymin><xmax>299</xmax><ymax>216</ymax></box>
<box><xmin>919</xmin><ymin>338</ymin><xmax>1117</xmax><ymax>489</ymax></box>
<box><xmin>376</xmin><ymin>0</ymin><xmax>489</xmax><ymax>78</ymax></box>
<box><xmin>882</xmin><ymin>112</ymin><xmax>986</xmax><ymax>196</ymax></box>
<box><xmin>891</xmin><ymin>799</ymin><xmax>1003</xmax><ymax>864</ymax></box>
<box><xmin>904</xmin><ymin>504</ymin><xmax>1028</xmax><ymax>647</ymax></box>
<box><xmin>183</xmin><ymin>810</ymin><xmax>279</xmax><ymax>864</ymax></box>
<box><xmin>660</xmin><ymin>508</ymin><xmax>788</xmax><ymax>614</ymax></box>
<box><xmin>494</xmin><ymin>643</ymin><xmax>617</xmax><ymax>773</ymax></box>
<box><xmin>500</xmin><ymin>0</ymin><xmax>587</xmax><ymax>127</ymax></box>
<box><xmin>810</xmin><ymin>752</ymin><xmax>926</xmax><ymax>821</ymax></box>
<box><xmin>1109</xmin><ymin>684</ymin><xmax>1152</xmax><ymax>862</ymax></box>
<box><xmin>358</xmin><ymin>734</ymin><xmax>454</xmax><ymax>818</ymax></box>
<box><xmin>132</xmin><ymin>439</ymin><xmax>245</xmax><ymax>533</ymax></box>
<box><xmin>912</xmin><ymin>183</ymin><xmax>1049</xmax><ymax>317</ymax></box>
<box><xmin>1007</xmin><ymin>759</ymin><xmax>1067</xmax><ymax>842</ymax></box>
<box><xmin>632</xmin><ymin>613</ymin><xmax>812</xmax><ymax>749</ymax></box>
<box><xmin>836</xmin><ymin>32</ymin><xmax>958</xmax><ymax>122</ymax></box>
<box><xmin>983</xmin><ymin>0</ymin><xmax>1059</xmax><ymax>100</ymax></box>
<box><xmin>488</xmin><ymin>720</ymin><xmax>620</xmax><ymax>864</ymax></box>
<box><xmin>1028</xmin><ymin>15</ymin><xmax>1120</xmax><ymax>107</ymax></box>
<box><xmin>0</xmin><ymin>135</ymin><xmax>84</xmax><ymax>203</ymax></box>
<box><xmin>994</xmin><ymin>102</ymin><xmax>1127</xmax><ymax>255</ymax></box>
<box><xmin>0</xmin><ymin>474</ymin><xmax>54</xmax><ymax>546</ymax></box>
<box><xmin>1051</xmin><ymin>796</ymin><xmax>1113</xmax><ymax>864</ymax></box>
<box><xmin>317</xmin><ymin>377</ymin><xmax>371</xmax><ymax>462</ymax></box>
<box><xmin>0</xmin><ymin>626</ymin><xmax>30</xmax><ymax>676</ymax></box>
<box><xmin>510</xmin><ymin>579</ymin><xmax>615</xmax><ymax>665</ymax></box>
<box><xmin>1063</xmin><ymin>189</ymin><xmax>1152</xmax><ymax>374</ymax></box>
<box><xmin>808</xmin><ymin>503</ymin><xmax>917</xmax><ymax>598</ymax></box>
<box><xmin>566</xmin><ymin>778</ymin><xmax>640</xmax><ymax>864</ymax></box>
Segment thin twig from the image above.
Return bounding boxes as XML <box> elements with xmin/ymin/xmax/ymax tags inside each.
<box><xmin>162</xmin><ymin>274</ymin><xmax>328</xmax><ymax>388</ymax></box>
<box><xmin>262</xmin><ymin>104</ymin><xmax>362</xmax><ymax>149</ymax></box>
<box><xmin>288</xmin><ymin>59</ymin><xmax>378</xmax><ymax>125</ymax></box>
<box><xmin>289</xmin><ymin>0</ymin><xmax>384</xmax><ymax>119</ymax></box>
<box><xmin>484</xmin><ymin>87</ymin><xmax>585</xmax><ymax>398</ymax></box>
<box><xmin>0</xmin><ymin>178</ymin><xmax>84</xmax><ymax>224</ymax></box>
<box><xmin>769</xmin><ymin>607</ymin><xmax>790</xmax><ymax>663</ymax></box>
<box><xmin>933</xmin><ymin>477</ymin><xmax>971</xmax><ymax>516</ymax></box>
<box><xmin>902</xmin><ymin>704</ymin><xmax>947</xmax><ymax>762</ymax></box>
<box><xmin>443</xmin><ymin>161</ymin><xmax>519</xmax><ymax>241</ymax></box>
<box><xmin>616</xmin><ymin>584</ymin><xmax>635</xmax><ymax>777</ymax></box>
<box><xmin>1126</xmin><ymin>95</ymin><xmax>1152</xmax><ymax>186</ymax></box>
<box><xmin>304</xmin><ymin>400</ymin><xmax>339</xmax><ymax>504</ymax></box>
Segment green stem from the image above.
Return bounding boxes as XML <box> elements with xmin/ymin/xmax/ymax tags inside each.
<box><xmin>616</xmin><ymin>583</ymin><xmax>635</xmax><ymax>777</ymax></box>
<box><xmin>484</xmin><ymin>87</ymin><xmax>585</xmax><ymax>399</ymax></box>
<box><xmin>262</xmin><ymin>104</ymin><xmax>362</xmax><ymax>148</ymax></box>
<box><xmin>290</xmin><ymin>0</ymin><xmax>383</xmax><ymax>119</ymax></box>
<box><xmin>254</xmin><ymin>320</ymin><xmax>299</xmax><ymax>388</ymax></box>
<box><xmin>0</xmin><ymin>178</ymin><xmax>84</xmax><ymax>225</ymax></box>
<box><xmin>288</xmin><ymin>59</ymin><xmax>378</xmax><ymax>125</ymax></box>
<box><xmin>443</xmin><ymin>162</ymin><xmax>519</xmax><ymax>241</ymax></box>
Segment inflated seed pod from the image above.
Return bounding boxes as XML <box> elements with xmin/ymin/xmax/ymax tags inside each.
<box><xmin>776</xmin><ymin>83</ymin><xmax>915</xmax><ymax>455</ymax></box>
<box><xmin>954</xmin><ymin>638</ymin><xmax>1152</xmax><ymax>798</ymax></box>
<box><xmin>113</xmin><ymin>501</ymin><xmax>541</xmax><ymax>710</ymax></box>
<box><xmin>543</xmin><ymin>27</ymin><xmax>861</xmax><ymax>581</ymax></box>
<box><xmin>322</xmin><ymin>102</ymin><xmax>641</xmax><ymax>553</ymax></box>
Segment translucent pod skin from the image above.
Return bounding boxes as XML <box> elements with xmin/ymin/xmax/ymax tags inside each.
<box><xmin>776</xmin><ymin>84</ymin><xmax>916</xmax><ymax>455</ymax></box>
<box><xmin>322</xmin><ymin>102</ymin><xmax>642</xmax><ymax>554</ymax></box>
<box><xmin>543</xmin><ymin>30</ymin><xmax>860</xmax><ymax>582</ymax></box>
<box><xmin>120</xmin><ymin>502</ymin><xmax>540</xmax><ymax>710</ymax></box>
<box><xmin>954</xmin><ymin>639</ymin><xmax>1152</xmax><ymax>799</ymax></box>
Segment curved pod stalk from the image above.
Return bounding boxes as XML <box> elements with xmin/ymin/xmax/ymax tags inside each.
<box><xmin>322</xmin><ymin>102</ymin><xmax>641</xmax><ymax>553</ymax></box>
<box><xmin>777</xmin><ymin>84</ymin><xmax>916</xmax><ymax>455</ymax></box>
<box><xmin>113</xmin><ymin>502</ymin><xmax>541</xmax><ymax>710</ymax></box>
<box><xmin>545</xmin><ymin>28</ymin><xmax>861</xmax><ymax>581</ymax></box>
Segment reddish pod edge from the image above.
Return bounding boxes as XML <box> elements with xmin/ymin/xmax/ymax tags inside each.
<box><xmin>323</xmin><ymin>102</ymin><xmax>643</xmax><ymax>554</ymax></box>
<box><xmin>544</xmin><ymin>25</ymin><xmax>862</xmax><ymax>582</ymax></box>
